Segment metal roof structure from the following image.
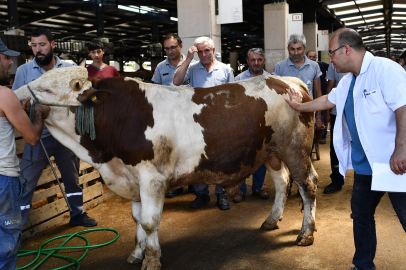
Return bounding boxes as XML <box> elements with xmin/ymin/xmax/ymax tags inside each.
<box><xmin>0</xmin><ymin>0</ymin><xmax>405</xmax><ymax>61</ymax></box>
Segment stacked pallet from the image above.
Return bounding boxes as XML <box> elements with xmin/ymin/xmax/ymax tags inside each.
<box><xmin>14</xmin><ymin>130</ymin><xmax>113</xmax><ymax>238</ymax></box>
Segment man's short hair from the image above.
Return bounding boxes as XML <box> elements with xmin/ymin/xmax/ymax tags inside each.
<box><xmin>31</xmin><ymin>27</ymin><xmax>54</xmax><ymax>42</ymax></box>
<box><xmin>288</xmin><ymin>34</ymin><xmax>306</xmax><ymax>47</ymax></box>
<box><xmin>333</xmin><ymin>28</ymin><xmax>365</xmax><ymax>51</ymax></box>
<box><xmin>87</xmin><ymin>39</ymin><xmax>104</xmax><ymax>51</ymax></box>
<box><xmin>306</xmin><ymin>50</ymin><xmax>316</xmax><ymax>56</ymax></box>
<box><xmin>194</xmin><ymin>37</ymin><xmax>214</xmax><ymax>49</ymax></box>
<box><xmin>247</xmin><ymin>48</ymin><xmax>265</xmax><ymax>59</ymax></box>
<box><xmin>163</xmin><ymin>33</ymin><xmax>182</xmax><ymax>45</ymax></box>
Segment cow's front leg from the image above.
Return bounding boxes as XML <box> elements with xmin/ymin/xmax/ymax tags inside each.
<box><xmin>261</xmin><ymin>158</ymin><xmax>290</xmax><ymax>230</ymax></box>
<box><xmin>137</xmin><ymin>169</ymin><xmax>167</xmax><ymax>270</ymax></box>
<box><xmin>127</xmin><ymin>201</ymin><xmax>147</xmax><ymax>264</ymax></box>
<box><xmin>295</xmin><ymin>163</ymin><xmax>318</xmax><ymax>246</ymax></box>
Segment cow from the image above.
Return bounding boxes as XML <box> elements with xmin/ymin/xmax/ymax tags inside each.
<box><xmin>14</xmin><ymin>66</ymin><xmax>317</xmax><ymax>270</ymax></box>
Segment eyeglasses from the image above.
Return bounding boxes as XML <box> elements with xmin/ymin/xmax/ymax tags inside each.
<box><xmin>328</xmin><ymin>45</ymin><xmax>345</xmax><ymax>58</ymax></box>
<box><xmin>164</xmin><ymin>45</ymin><xmax>179</xmax><ymax>52</ymax></box>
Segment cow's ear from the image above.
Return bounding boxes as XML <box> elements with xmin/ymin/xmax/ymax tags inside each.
<box><xmin>77</xmin><ymin>89</ymin><xmax>112</xmax><ymax>107</ymax></box>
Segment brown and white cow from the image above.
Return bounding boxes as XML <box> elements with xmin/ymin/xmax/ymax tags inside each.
<box><xmin>15</xmin><ymin>66</ymin><xmax>317</xmax><ymax>270</ymax></box>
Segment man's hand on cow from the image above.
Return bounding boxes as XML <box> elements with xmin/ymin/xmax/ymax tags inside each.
<box><xmin>34</xmin><ymin>104</ymin><xmax>50</xmax><ymax>120</ymax></box>
<box><xmin>21</xmin><ymin>97</ymin><xmax>31</xmax><ymax>114</ymax></box>
<box><xmin>390</xmin><ymin>146</ymin><xmax>406</xmax><ymax>175</ymax></box>
<box><xmin>285</xmin><ymin>87</ymin><xmax>302</xmax><ymax>110</ymax></box>
<box><xmin>187</xmin><ymin>46</ymin><xmax>198</xmax><ymax>60</ymax></box>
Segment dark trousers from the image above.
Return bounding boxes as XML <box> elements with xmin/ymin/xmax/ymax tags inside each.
<box><xmin>351</xmin><ymin>173</ymin><xmax>406</xmax><ymax>270</ymax></box>
<box><xmin>330</xmin><ymin>114</ymin><xmax>344</xmax><ymax>186</ymax></box>
<box><xmin>19</xmin><ymin>136</ymin><xmax>83</xmax><ymax>227</ymax></box>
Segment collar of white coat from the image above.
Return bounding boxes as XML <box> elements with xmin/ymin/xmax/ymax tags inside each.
<box><xmin>358</xmin><ymin>51</ymin><xmax>374</xmax><ymax>77</ymax></box>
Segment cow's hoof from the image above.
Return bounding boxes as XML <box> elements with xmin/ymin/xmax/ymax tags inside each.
<box><xmin>260</xmin><ymin>221</ymin><xmax>279</xmax><ymax>231</ymax></box>
<box><xmin>295</xmin><ymin>234</ymin><xmax>314</xmax><ymax>246</ymax></box>
<box><xmin>141</xmin><ymin>257</ymin><xmax>162</xmax><ymax>270</ymax></box>
<box><xmin>127</xmin><ymin>254</ymin><xmax>144</xmax><ymax>264</ymax></box>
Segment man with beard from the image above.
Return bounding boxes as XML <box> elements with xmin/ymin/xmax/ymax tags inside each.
<box><xmin>272</xmin><ymin>34</ymin><xmax>322</xmax><ymax>129</ymax></box>
<box><xmin>12</xmin><ymin>27</ymin><xmax>97</xmax><ymax>228</ymax></box>
<box><xmin>0</xmin><ymin>37</ymin><xmax>50</xmax><ymax>270</ymax></box>
<box><xmin>173</xmin><ymin>36</ymin><xmax>234</xmax><ymax>210</ymax></box>
<box><xmin>152</xmin><ymin>33</ymin><xmax>195</xmax><ymax>198</ymax></box>
<box><xmin>232</xmin><ymin>48</ymin><xmax>270</xmax><ymax>203</ymax></box>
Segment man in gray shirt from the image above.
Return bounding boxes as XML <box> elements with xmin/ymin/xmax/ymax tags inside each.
<box><xmin>12</xmin><ymin>27</ymin><xmax>97</xmax><ymax>228</ymax></box>
<box><xmin>233</xmin><ymin>48</ymin><xmax>270</xmax><ymax>203</ymax></box>
<box><xmin>174</xmin><ymin>36</ymin><xmax>234</xmax><ymax>210</ymax></box>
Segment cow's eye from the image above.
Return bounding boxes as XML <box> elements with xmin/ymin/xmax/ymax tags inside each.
<box><xmin>45</xmin><ymin>90</ymin><xmax>53</xmax><ymax>94</ymax></box>
<box><xmin>70</xmin><ymin>79</ymin><xmax>83</xmax><ymax>92</ymax></box>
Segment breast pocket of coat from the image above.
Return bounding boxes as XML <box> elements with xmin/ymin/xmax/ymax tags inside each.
<box><xmin>363</xmin><ymin>88</ymin><xmax>385</xmax><ymax>114</ymax></box>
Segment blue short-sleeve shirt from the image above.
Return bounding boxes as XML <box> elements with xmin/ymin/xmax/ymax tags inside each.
<box><xmin>185</xmin><ymin>59</ymin><xmax>234</xmax><ymax>87</ymax></box>
<box><xmin>234</xmin><ymin>69</ymin><xmax>270</xmax><ymax>81</ymax></box>
<box><xmin>152</xmin><ymin>54</ymin><xmax>192</xmax><ymax>86</ymax></box>
<box><xmin>272</xmin><ymin>56</ymin><xmax>322</xmax><ymax>99</ymax></box>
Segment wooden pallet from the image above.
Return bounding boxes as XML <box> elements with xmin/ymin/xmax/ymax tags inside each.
<box><xmin>15</xmin><ymin>130</ymin><xmax>114</xmax><ymax>238</ymax></box>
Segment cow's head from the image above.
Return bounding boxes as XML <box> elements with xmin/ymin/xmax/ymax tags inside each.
<box><xmin>24</xmin><ymin>66</ymin><xmax>92</xmax><ymax>106</ymax></box>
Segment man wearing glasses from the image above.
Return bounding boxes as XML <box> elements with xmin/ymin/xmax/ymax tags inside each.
<box><xmin>86</xmin><ymin>38</ymin><xmax>120</xmax><ymax>78</ymax></box>
<box><xmin>285</xmin><ymin>28</ymin><xmax>406</xmax><ymax>270</ymax></box>
<box><xmin>173</xmin><ymin>36</ymin><xmax>234</xmax><ymax>210</ymax></box>
<box><xmin>152</xmin><ymin>33</ymin><xmax>195</xmax><ymax>198</ymax></box>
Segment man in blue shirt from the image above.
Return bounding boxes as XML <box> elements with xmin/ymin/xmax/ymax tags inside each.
<box><xmin>174</xmin><ymin>36</ymin><xmax>234</xmax><ymax>210</ymax></box>
<box><xmin>12</xmin><ymin>27</ymin><xmax>97</xmax><ymax>228</ymax></box>
<box><xmin>233</xmin><ymin>48</ymin><xmax>270</xmax><ymax>203</ymax></box>
<box><xmin>152</xmin><ymin>33</ymin><xmax>195</xmax><ymax>198</ymax></box>
<box><xmin>285</xmin><ymin>28</ymin><xmax>406</xmax><ymax>270</ymax></box>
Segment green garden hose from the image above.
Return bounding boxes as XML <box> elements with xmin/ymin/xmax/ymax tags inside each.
<box><xmin>17</xmin><ymin>228</ymin><xmax>120</xmax><ymax>270</ymax></box>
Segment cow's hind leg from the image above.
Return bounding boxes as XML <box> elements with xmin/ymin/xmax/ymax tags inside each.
<box><xmin>295</xmin><ymin>162</ymin><xmax>318</xmax><ymax>246</ymax></box>
<box><xmin>127</xmin><ymin>201</ymin><xmax>147</xmax><ymax>264</ymax></box>
<box><xmin>261</xmin><ymin>156</ymin><xmax>290</xmax><ymax>230</ymax></box>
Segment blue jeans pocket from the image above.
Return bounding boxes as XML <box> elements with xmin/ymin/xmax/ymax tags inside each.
<box><xmin>0</xmin><ymin>214</ymin><xmax>22</xmax><ymax>259</ymax></box>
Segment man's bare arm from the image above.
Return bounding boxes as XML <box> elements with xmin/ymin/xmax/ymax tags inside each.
<box><xmin>0</xmin><ymin>87</ymin><xmax>49</xmax><ymax>145</ymax></box>
<box><xmin>324</xmin><ymin>79</ymin><xmax>336</xmax><ymax>125</ymax></box>
<box><xmin>285</xmin><ymin>87</ymin><xmax>335</xmax><ymax>112</ymax></box>
<box><xmin>313</xmin><ymin>77</ymin><xmax>323</xmax><ymax>129</ymax></box>
<box><xmin>390</xmin><ymin>105</ymin><xmax>406</xmax><ymax>175</ymax></box>
<box><xmin>173</xmin><ymin>46</ymin><xmax>197</xmax><ymax>86</ymax></box>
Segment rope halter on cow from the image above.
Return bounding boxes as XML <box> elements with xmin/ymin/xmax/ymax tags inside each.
<box><xmin>26</xmin><ymin>83</ymin><xmax>96</xmax><ymax>140</ymax></box>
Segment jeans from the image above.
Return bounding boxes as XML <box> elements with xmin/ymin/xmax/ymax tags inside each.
<box><xmin>0</xmin><ymin>175</ymin><xmax>23</xmax><ymax>270</ymax></box>
<box><xmin>330</xmin><ymin>114</ymin><xmax>344</xmax><ymax>185</ymax></box>
<box><xmin>351</xmin><ymin>173</ymin><xmax>406</xmax><ymax>270</ymax></box>
<box><xmin>240</xmin><ymin>164</ymin><xmax>266</xmax><ymax>193</ymax></box>
<box><xmin>194</xmin><ymin>184</ymin><xmax>224</xmax><ymax>196</ymax></box>
<box><xmin>19</xmin><ymin>135</ymin><xmax>83</xmax><ymax>227</ymax></box>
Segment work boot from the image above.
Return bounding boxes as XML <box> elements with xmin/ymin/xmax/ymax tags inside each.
<box><xmin>252</xmin><ymin>188</ymin><xmax>270</xmax><ymax>199</ymax></box>
<box><xmin>166</xmin><ymin>187</ymin><xmax>183</xmax><ymax>198</ymax></box>
<box><xmin>69</xmin><ymin>212</ymin><xmax>97</xmax><ymax>227</ymax></box>
<box><xmin>217</xmin><ymin>192</ymin><xmax>231</xmax><ymax>210</ymax></box>
<box><xmin>232</xmin><ymin>192</ymin><xmax>246</xmax><ymax>203</ymax></box>
<box><xmin>190</xmin><ymin>193</ymin><xmax>210</xmax><ymax>209</ymax></box>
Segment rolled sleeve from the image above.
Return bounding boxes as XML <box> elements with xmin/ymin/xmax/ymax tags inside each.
<box><xmin>379</xmin><ymin>64</ymin><xmax>406</xmax><ymax>112</ymax></box>
<box><xmin>151</xmin><ymin>69</ymin><xmax>162</xmax><ymax>84</ymax></box>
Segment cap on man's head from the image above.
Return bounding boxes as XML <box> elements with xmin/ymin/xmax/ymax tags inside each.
<box><xmin>0</xmin><ymin>38</ymin><xmax>20</xmax><ymax>57</ymax></box>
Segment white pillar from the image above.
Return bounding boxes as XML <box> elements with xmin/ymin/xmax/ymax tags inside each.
<box><xmin>303</xmin><ymin>22</ymin><xmax>318</xmax><ymax>55</ymax></box>
<box><xmin>264</xmin><ymin>2</ymin><xmax>289</xmax><ymax>72</ymax></box>
<box><xmin>177</xmin><ymin>0</ymin><xmax>222</xmax><ymax>62</ymax></box>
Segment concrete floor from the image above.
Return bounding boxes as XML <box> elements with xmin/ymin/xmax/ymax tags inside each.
<box><xmin>17</xmin><ymin>137</ymin><xmax>406</xmax><ymax>270</ymax></box>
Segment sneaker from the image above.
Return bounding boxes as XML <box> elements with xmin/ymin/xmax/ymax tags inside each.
<box><xmin>69</xmin><ymin>212</ymin><xmax>97</xmax><ymax>227</ymax></box>
<box><xmin>217</xmin><ymin>193</ymin><xmax>230</xmax><ymax>210</ymax></box>
<box><xmin>319</xmin><ymin>138</ymin><xmax>327</xmax><ymax>144</ymax></box>
<box><xmin>252</xmin><ymin>188</ymin><xmax>270</xmax><ymax>199</ymax></box>
<box><xmin>190</xmin><ymin>193</ymin><xmax>210</xmax><ymax>209</ymax></box>
<box><xmin>166</xmin><ymin>187</ymin><xmax>183</xmax><ymax>198</ymax></box>
<box><xmin>232</xmin><ymin>192</ymin><xmax>246</xmax><ymax>203</ymax></box>
<box><xmin>323</xmin><ymin>182</ymin><xmax>343</xmax><ymax>194</ymax></box>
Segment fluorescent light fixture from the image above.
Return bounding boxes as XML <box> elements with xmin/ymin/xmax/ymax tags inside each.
<box><xmin>341</xmin><ymin>16</ymin><xmax>362</xmax><ymax>21</ymax></box>
<box><xmin>170</xmin><ymin>17</ymin><xmax>178</xmax><ymax>21</ymax></box>
<box><xmin>345</xmin><ymin>20</ymin><xmax>364</xmax><ymax>26</ymax></box>
<box><xmin>373</xmin><ymin>25</ymin><xmax>385</xmax><ymax>29</ymax></box>
<box><xmin>355</xmin><ymin>0</ymin><xmax>379</xmax><ymax>3</ymax></box>
<box><xmin>362</xmin><ymin>13</ymin><xmax>382</xmax><ymax>18</ymax></box>
<box><xmin>327</xmin><ymin>2</ymin><xmax>354</xmax><ymax>9</ymax></box>
<box><xmin>335</xmin><ymin>9</ymin><xmax>358</xmax><ymax>16</ymax></box>
<box><xmin>394</xmin><ymin>4</ymin><xmax>406</xmax><ymax>8</ymax></box>
<box><xmin>393</xmin><ymin>17</ymin><xmax>406</xmax><ymax>20</ymax></box>
<box><xmin>365</xmin><ymin>17</ymin><xmax>384</xmax><ymax>23</ymax></box>
<box><xmin>393</xmin><ymin>12</ymin><xmax>406</xmax><ymax>15</ymax></box>
<box><xmin>392</xmin><ymin>24</ymin><xmax>404</xmax><ymax>28</ymax></box>
<box><xmin>360</xmin><ymin>5</ymin><xmax>383</xmax><ymax>12</ymax></box>
<box><xmin>363</xmin><ymin>40</ymin><xmax>375</xmax><ymax>43</ymax></box>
